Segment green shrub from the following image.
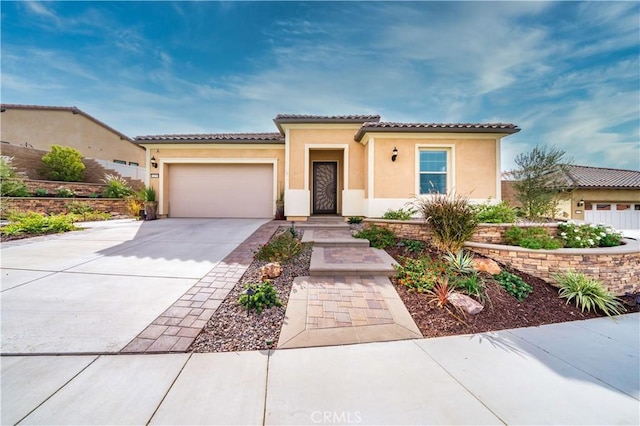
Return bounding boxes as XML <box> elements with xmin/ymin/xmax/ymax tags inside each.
<box><xmin>238</xmin><ymin>281</ymin><xmax>282</xmax><ymax>314</ymax></box>
<box><xmin>414</xmin><ymin>192</ymin><xmax>478</xmax><ymax>253</ymax></box>
<box><xmin>68</xmin><ymin>212</ymin><xmax>112</xmax><ymax>222</ymax></box>
<box><xmin>454</xmin><ymin>273</ymin><xmax>489</xmax><ymax>304</ymax></box>
<box><xmin>494</xmin><ymin>271</ymin><xmax>533</xmax><ymax>301</ymax></box>
<box><xmin>443</xmin><ymin>249</ymin><xmax>475</xmax><ymax>275</ymax></box>
<box><xmin>33</xmin><ymin>188</ymin><xmax>49</xmax><ymax>197</ymax></box>
<box><xmin>472</xmin><ymin>201</ymin><xmax>517</xmax><ymax>223</ymax></box>
<box><xmin>347</xmin><ymin>216</ymin><xmax>363</xmax><ymax>224</ymax></box>
<box><xmin>89</xmin><ymin>192</ymin><xmax>100</xmax><ymax>199</ymax></box>
<box><xmin>354</xmin><ymin>225</ymin><xmax>396</xmax><ymax>249</ymax></box>
<box><xmin>557</xmin><ymin>222</ymin><xmax>622</xmax><ymax>248</ymax></box>
<box><xmin>56</xmin><ymin>187</ymin><xmax>77</xmax><ymax>198</ymax></box>
<box><xmin>254</xmin><ymin>230</ymin><xmax>302</xmax><ymax>263</ymax></box>
<box><xmin>402</xmin><ymin>239</ymin><xmax>425</xmax><ymax>253</ymax></box>
<box><xmin>382</xmin><ymin>207</ymin><xmax>416</xmax><ymax>221</ymax></box>
<box><xmin>394</xmin><ymin>256</ymin><xmax>446</xmax><ymax>292</ymax></box>
<box><xmin>1</xmin><ymin>212</ymin><xmax>77</xmax><ymax>236</ymax></box>
<box><xmin>66</xmin><ymin>201</ymin><xmax>95</xmax><ymax>214</ymax></box>
<box><xmin>102</xmin><ymin>174</ymin><xmax>134</xmax><ymax>198</ymax></box>
<box><xmin>504</xmin><ymin>226</ymin><xmax>562</xmax><ymax>250</ymax></box>
<box><xmin>140</xmin><ymin>186</ymin><xmax>156</xmax><ymax>202</ymax></box>
<box><xmin>41</xmin><ymin>145</ymin><xmax>85</xmax><ymax>182</ymax></box>
<box><xmin>0</xmin><ymin>157</ymin><xmax>30</xmax><ymax>197</ymax></box>
<box><xmin>554</xmin><ymin>270</ymin><xmax>625</xmax><ymax>316</ymax></box>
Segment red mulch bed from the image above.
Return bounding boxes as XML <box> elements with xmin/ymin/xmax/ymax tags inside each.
<box><xmin>386</xmin><ymin>244</ymin><xmax>638</xmax><ymax>338</ymax></box>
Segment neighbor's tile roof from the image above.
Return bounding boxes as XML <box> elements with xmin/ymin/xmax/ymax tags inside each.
<box><xmin>134</xmin><ymin>132</ymin><xmax>284</xmax><ymax>144</ymax></box>
<box><xmin>355</xmin><ymin>121</ymin><xmax>520</xmax><ymax>141</ymax></box>
<box><xmin>1</xmin><ymin>103</ymin><xmax>134</xmax><ymax>142</ymax></box>
<box><xmin>564</xmin><ymin>165</ymin><xmax>640</xmax><ymax>189</ymax></box>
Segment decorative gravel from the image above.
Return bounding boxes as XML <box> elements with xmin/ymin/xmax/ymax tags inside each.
<box><xmin>189</xmin><ymin>237</ymin><xmax>312</xmax><ymax>353</ymax></box>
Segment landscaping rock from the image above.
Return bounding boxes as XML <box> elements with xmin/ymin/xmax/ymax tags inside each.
<box><xmin>472</xmin><ymin>258</ymin><xmax>501</xmax><ymax>275</ymax></box>
<box><xmin>449</xmin><ymin>292</ymin><xmax>484</xmax><ymax>315</ymax></box>
<box><xmin>260</xmin><ymin>262</ymin><xmax>283</xmax><ymax>281</ymax></box>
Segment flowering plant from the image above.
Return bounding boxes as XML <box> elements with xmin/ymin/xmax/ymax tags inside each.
<box><xmin>557</xmin><ymin>221</ymin><xmax>622</xmax><ymax>248</ymax></box>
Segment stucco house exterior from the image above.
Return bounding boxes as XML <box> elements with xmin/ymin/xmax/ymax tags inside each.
<box><xmin>0</xmin><ymin>104</ymin><xmax>145</xmax><ymax>171</ymax></box>
<box><xmin>135</xmin><ymin>114</ymin><xmax>520</xmax><ymax>220</ymax></box>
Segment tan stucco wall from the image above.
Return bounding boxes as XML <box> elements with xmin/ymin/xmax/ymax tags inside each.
<box><xmin>372</xmin><ymin>136</ymin><xmax>498</xmax><ymax>199</ymax></box>
<box><xmin>567</xmin><ymin>188</ymin><xmax>640</xmax><ymax>220</ymax></box>
<box><xmin>287</xmin><ymin>127</ymin><xmax>365</xmax><ymax>190</ymax></box>
<box><xmin>0</xmin><ymin>108</ymin><xmax>144</xmax><ymax>165</ymax></box>
<box><xmin>138</xmin><ymin>144</ymin><xmax>285</xmax><ymax>214</ymax></box>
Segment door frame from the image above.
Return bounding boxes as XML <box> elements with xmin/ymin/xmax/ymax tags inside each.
<box><xmin>312</xmin><ymin>161</ymin><xmax>338</xmax><ymax>214</ymax></box>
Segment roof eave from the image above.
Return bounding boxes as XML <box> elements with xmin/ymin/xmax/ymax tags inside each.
<box><xmin>134</xmin><ymin>138</ymin><xmax>284</xmax><ymax>145</ymax></box>
<box><xmin>354</xmin><ymin>126</ymin><xmax>521</xmax><ymax>142</ymax></box>
<box><xmin>273</xmin><ymin>117</ymin><xmax>381</xmax><ymax>134</ymax></box>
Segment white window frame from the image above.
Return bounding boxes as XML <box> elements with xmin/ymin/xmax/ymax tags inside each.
<box><xmin>415</xmin><ymin>145</ymin><xmax>455</xmax><ymax>196</ymax></box>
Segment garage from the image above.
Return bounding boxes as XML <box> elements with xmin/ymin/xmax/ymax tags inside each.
<box><xmin>584</xmin><ymin>202</ymin><xmax>640</xmax><ymax>230</ymax></box>
<box><xmin>168</xmin><ymin>163</ymin><xmax>274</xmax><ymax>218</ymax></box>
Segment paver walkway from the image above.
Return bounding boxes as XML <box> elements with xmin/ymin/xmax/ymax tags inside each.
<box><xmin>278</xmin><ymin>217</ymin><xmax>422</xmax><ymax>348</ymax></box>
<box><xmin>122</xmin><ymin>221</ymin><xmax>281</xmax><ymax>353</ymax></box>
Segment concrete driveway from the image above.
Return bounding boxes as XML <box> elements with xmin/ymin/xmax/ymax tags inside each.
<box><xmin>0</xmin><ymin>218</ymin><xmax>269</xmax><ymax>354</ymax></box>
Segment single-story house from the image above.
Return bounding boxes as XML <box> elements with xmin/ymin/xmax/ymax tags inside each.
<box><xmin>0</xmin><ymin>104</ymin><xmax>145</xmax><ymax>170</ymax></box>
<box><xmin>502</xmin><ymin>165</ymin><xmax>640</xmax><ymax>229</ymax></box>
<box><xmin>135</xmin><ymin>114</ymin><xmax>520</xmax><ymax>220</ymax></box>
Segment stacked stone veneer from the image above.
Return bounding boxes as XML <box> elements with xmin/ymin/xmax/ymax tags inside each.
<box><xmin>22</xmin><ymin>179</ymin><xmax>107</xmax><ymax>197</ymax></box>
<box><xmin>365</xmin><ymin>219</ymin><xmax>639</xmax><ymax>296</ymax></box>
<box><xmin>1</xmin><ymin>197</ymin><xmax>130</xmax><ymax>216</ymax></box>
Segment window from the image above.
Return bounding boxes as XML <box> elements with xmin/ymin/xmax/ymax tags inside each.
<box><xmin>616</xmin><ymin>204</ymin><xmax>630</xmax><ymax>211</ymax></box>
<box><xmin>113</xmin><ymin>159</ymin><xmax>126</xmax><ymax>165</ymax></box>
<box><xmin>419</xmin><ymin>150</ymin><xmax>447</xmax><ymax>194</ymax></box>
<box><xmin>129</xmin><ymin>162</ymin><xmax>139</xmax><ymax>166</ymax></box>
<box><xmin>635</xmin><ymin>205</ymin><xmax>640</xmax><ymax>211</ymax></box>
<box><xmin>596</xmin><ymin>204</ymin><xmax>611</xmax><ymax>211</ymax></box>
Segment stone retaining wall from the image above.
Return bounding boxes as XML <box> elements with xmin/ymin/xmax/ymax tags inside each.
<box><xmin>22</xmin><ymin>180</ymin><xmax>107</xmax><ymax>197</ymax></box>
<box><xmin>466</xmin><ymin>241</ymin><xmax>640</xmax><ymax>296</ymax></box>
<box><xmin>1</xmin><ymin>197</ymin><xmax>130</xmax><ymax>216</ymax></box>
<box><xmin>365</xmin><ymin>219</ymin><xmax>557</xmax><ymax>245</ymax></box>
<box><xmin>364</xmin><ymin>219</ymin><xmax>638</xmax><ymax>296</ymax></box>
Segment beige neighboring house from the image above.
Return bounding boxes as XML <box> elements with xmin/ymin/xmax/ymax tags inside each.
<box><xmin>134</xmin><ymin>114</ymin><xmax>520</xmax><ymax>219</ymax></box>
<box><xmin>503</xmin><ymin>165</ymin><xmax>640</xmax><ymax>229</ymax></box>
<box><xmin>559</xmin><ymin>165</ymin><xmax>640</xmax><ymax>229</ymax></box>
<box><xmin>0</xmin><ymin>104</ymin><xmax>145</xmax><ymax>175</ymax></box>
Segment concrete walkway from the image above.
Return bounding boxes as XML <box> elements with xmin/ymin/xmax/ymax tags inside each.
<box><xmin>3</xmin><ymin>314</ymin><xmax>638</xmax><ymax>425</ymax></box>
<box><xmin>279</xmin><ymin>218</ymin><xmax>421</xmax><ymax>348</ymax></box>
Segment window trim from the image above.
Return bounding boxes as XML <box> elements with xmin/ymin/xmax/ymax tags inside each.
<box><xmin>113</xmin><ymin>159</ymin><xmax>126</xmax><ymax>165</ymax></box>
<box><xmin>415</xmin><ymin>144</ymin><xmax>455</xmax><ymax>196</ymax></box>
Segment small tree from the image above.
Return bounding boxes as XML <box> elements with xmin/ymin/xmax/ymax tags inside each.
<box><xmin>41</xmin><ymin>145</ymin><xmax>85</xmax><ymax>182</ymax></box>
<box><xmin>507</xmin><ymin>145</ymin><xmax>572</xmax><ymax>221</ymax></box>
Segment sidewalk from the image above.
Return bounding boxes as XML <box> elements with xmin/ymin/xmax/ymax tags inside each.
<box><xmin>3</xmin><ymin>313</ymin><xmax>638</xmax><ymax>425</ymax></box>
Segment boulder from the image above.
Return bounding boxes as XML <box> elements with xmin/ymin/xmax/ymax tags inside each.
<box><xmin>472</xmin><ymin>258</ymin><xmax>501</xmax><ymax>275</ymax></box>
<box><xmin>448</xmin><ymin>292</ymin><xmax>484</xmax><ymax>315</ymax></box>
<box><xmin>260</xmin><ymin>262</ymin><xmax>283</xmax><ymax>280</ymax></box>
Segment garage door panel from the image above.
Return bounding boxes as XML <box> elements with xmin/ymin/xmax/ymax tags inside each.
<box><xmin>168</xmin><ymin>164</ymin><xmax>273</xmax><ymax>218</ymax></box>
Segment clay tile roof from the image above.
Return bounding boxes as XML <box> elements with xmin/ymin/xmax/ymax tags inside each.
<box><xmin>564</xmin><ymin>165</ymin><xmax>640</xmax><ymax>189</ymax></box>
<box><xmin>274</xmin><ymin>114</ymin><xmax>381</xmax><ymax>132</ymax></box>
<box><xmin>355</xmin><ymin>121</ymin><xmax>520</xmax><ymax>141</ymax></box>
<box><xmin>134</xmin><ymin>132</ymin><xmax>284</xmax><ymax>144</ymax></box>
<box><xmin>1</xmin><ymin>103</ymin><xmax>133</xmax><ymax>142</ymax></box>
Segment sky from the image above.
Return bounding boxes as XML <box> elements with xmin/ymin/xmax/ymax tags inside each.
<box><xmin>2</xmin><ymin>1</ymin><xmax>639</xmax><ymax>172</ymax></box>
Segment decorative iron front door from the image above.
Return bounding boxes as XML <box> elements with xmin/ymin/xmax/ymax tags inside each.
<box><xmin>313</xmin><ymin>162</ymin><xmax>337</xmax><ymax>214</ymax></box>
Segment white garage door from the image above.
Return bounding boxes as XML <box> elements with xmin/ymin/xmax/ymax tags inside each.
<box><xmin>584</xmin><ymin>203</ymin><xmax>640</xmax><ymax>230</ymax></box>
<box><xmin>168</xmin><ymin>163</ymin><xmax>273</xmax><ymax>218</ymax></box>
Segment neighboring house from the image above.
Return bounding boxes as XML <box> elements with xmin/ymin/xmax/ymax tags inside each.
<box><xmin>560</xmin><ymin>165</ymin><xmax>640</xmax><ymax>229</ymax></box>
<box><xmin>134</xmin><ymin>114</ymin><xmax>520</xmax><ymax>219</ymax></box>
<box><xmin>0</xmin><ymin>104</ymin><xmax>145</xmax><ymax>174</ymax></box>
<box><xmin>502</xmin><ymin>165</ymin><xmax>640</xmax><ymax>229</ymax></box>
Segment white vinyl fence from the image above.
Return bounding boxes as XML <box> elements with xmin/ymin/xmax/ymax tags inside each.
<box><xmin>93</xmin><ymin>159</ymin><xmax>146</xmax><ymax>180</ymax></box>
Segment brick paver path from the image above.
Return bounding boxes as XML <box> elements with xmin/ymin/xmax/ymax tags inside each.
<box><xmin>121</xmin><ymin>221</ymin><xmax>280</xmax><ymax>353</ymax></box>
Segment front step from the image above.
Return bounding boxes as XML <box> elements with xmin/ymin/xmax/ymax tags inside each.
<box><xmin>301</xmin><ymin>229</ymin><xmax>369</xmax><ymax>247</ymax></box>
<box><xmin>309</xmin><ymin>246</ymin><xmax>398</xmax><ymax>277</ymax></box>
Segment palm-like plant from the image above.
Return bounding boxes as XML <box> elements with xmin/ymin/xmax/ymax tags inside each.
<box><xmin>444</xmin><ymin>249</ymin><xmax>475</xmax><ymax>275</ymax></box>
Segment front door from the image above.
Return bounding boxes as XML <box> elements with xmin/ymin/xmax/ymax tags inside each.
<box><xmin>313</xmin><ymin>162</ymin><xmax>337</xmax><ymax>214</ymax></box>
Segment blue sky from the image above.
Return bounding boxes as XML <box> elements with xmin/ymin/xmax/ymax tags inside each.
<box><xmin>2</xmin><ymin>1</ymin><xmax>639</xmax><ymax>171</ymax></box>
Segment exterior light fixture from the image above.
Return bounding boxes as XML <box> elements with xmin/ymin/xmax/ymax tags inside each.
<box><xmin>391</xmin><ymin>147</ymin><xmax>398</xmax><ymax>162</ymax></box>
<box><xmin>150</xmin><ymin>156</ymin><xmax>158</xmax><ymax>169</ymax></box>
<box><xmin>577</xmin><ymin>199</ymin><xmax>585</xmax><ymax>207</ymax></box>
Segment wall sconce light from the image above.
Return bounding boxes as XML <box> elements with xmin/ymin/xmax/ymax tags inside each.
<box><xmin>391</xmin><ymin>147</ymin><xmax>398</xmax><ymax>162</ymax></box>
<box><xmin>577</xmin><ymin>199</ymin><xmax>585</xmax><ymax>207</ymax></box>
<box><xmin>150</xmin><ymin>156</ymin><xmax>158</xmax><ymax>169</ymax></box>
